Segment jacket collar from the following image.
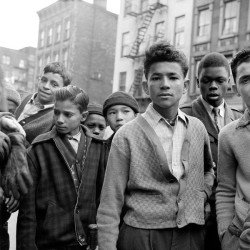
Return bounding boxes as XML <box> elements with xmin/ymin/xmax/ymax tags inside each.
<box><xmin>236</xmin><ymin>109</ymin><xmax>250</xmax><ymax>129</ymax></box>
<box><xmin>32</xmin><ymin>124</ymin><xmax>94</xmax><ymax>145</ymax></box>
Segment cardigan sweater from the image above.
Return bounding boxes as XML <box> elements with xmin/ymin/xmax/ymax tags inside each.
<box><xmin>15</xmin><ymin>94</ymin><xmax>54</xmax><ymax>145</ymax></box>
<box><xmin>17</xmin><ymin>125</ymin><xmax>108</xmax><ymax>250</ymax></box>
<box><xmin>216</xmin><ymin>110</ymin><xmax>250</xmax><ymax>239</ymax></box>
<box><xmin>97</xmin><ymin>114</ymin><xmax>214</xmax><ymax>250</ymax></box>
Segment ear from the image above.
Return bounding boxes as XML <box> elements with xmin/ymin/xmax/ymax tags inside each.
<box><xmin>183</xmin><ymin>79</ymin><xmax>189</xmax><ymax>94</ymax></box>
<box><xmin>196</xmin><ymin>77</ymin><xmax>200</xmax><ymax>89</ymax></box>
<box><xmin>81</xmin><ymin>111</ymin><xmax>88</xmax><ymax>123</ymax></box>
<box><xmin>142</xmin><ymin>81</ymin><xmax>149</xmax><ymax>95</ymax></box>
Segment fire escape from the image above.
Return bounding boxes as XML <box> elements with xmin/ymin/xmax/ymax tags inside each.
<box><xmin>124</xmin><ymin>0</ymin><xmax>167</xmax><ymax>98</ymax></box>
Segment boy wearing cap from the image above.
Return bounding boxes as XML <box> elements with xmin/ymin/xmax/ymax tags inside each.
<box><xmin>4</xmin><ymin>82</ymin><xmax>21</xmax><ymax>114</ymax></box>
<box><xmin>97</xmin><ymin>42</ymin><xmax>214</xmax><ymax>250</ymax></box>
<box><xmin>102</xmin><ymin>91</ymin><xmax>139</xmax><ymax>144</ymax></box>
<box><xmin>83</xmin><ymin>103</ymin><xmax>106</xmax><ymax>139</ymax></box>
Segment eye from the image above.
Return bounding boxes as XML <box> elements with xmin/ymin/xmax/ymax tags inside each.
<box><xmin>108</xmin><ymin>111</ymin><xmax>115</xmax><ymax>115</ymax></box>
<box><xmin>151</xmin><ymin>76</ymin><xmax>161</xmax><ymax>81</ymax></box>
<box><xmin>51</xmin><ymin>81</ymin><xmax>59</xmax><ymax>88</ymax></box>
<box><xmin>170</xmin><ymin>76</ymin><xmax>178</xmax><ymax>80</ymax></box>
<box><xmin>40</xmin><ymin>77</ymin><xmax>48</xmax><ymax>83</ymax></box>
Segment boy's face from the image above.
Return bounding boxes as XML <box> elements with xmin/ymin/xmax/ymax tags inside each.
<box><xmin>235</xmin><ymin>61</ymin><xmax>250</xmax><ymax>111</ymax></box>
<box><xmin>197</xmin><ymin>67</ymin><xmax>229</xmax><ymax>107</ymax></box>
<box><xmin>37</xmin><ymin>72</ymin><xmax>64</xmax><ymax>105</ymax></box>
<box><xmin>106</xmin><ymin>105</ymin><xmax>136</xmax><ymax>132</ymax></box>
<box><xmin>143</xmin><ymin>61</ymin><xmax>188</xmax><ymax>112</ymax></box>
<box><xmin>53</xmin><ymin>99</ymin><xmax>87</xmax><ymax>136</ymax></box>
<box><xmin>84</xmin><ymin>113</ymin><xmax>106</xmax><ymax>139</ymax></box>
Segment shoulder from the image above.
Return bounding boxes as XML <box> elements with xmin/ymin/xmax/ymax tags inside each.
<box><xmin>230</xmin><ymin>107</ymin><xmax>243</xmax><ymax>119</ymax></box>
<box><xmin>219</xmin><ymin>119</ymin><xmax>238</xmax><ymax>140</ymax></box>
<box><xmin>179</xmin><ymin>103</ymin><xmax>193</xmax><ymax>115</ymax></box>
<box><xmin>31</xmin><ymin>128</ymin><xmax>56</xmax><ymax>145</ymax></box>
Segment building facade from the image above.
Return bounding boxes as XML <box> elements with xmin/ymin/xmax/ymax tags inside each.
<box><xmin>36</xmin><ymin>0</ymin><xmax>117</xmax><ymax>104</ymax></box>
<box><xmin>0</xmin><ymin>46</ymin><xmax>36</xmax><ymax>97</ymax></box>
<box><xmin>113</xmin><ymin>0</ymin><xmax>194</xmax><ymax>111</ymax></box>
<box><xmin>188</xmin><ymin>0</ymin><xmax>250</xmax><ymax>109</ymax></box>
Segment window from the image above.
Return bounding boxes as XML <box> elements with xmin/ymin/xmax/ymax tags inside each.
<box><xmin>46</xmin><ymin>55</ymin><xmax>51</xmax><ymax>64</ymax></box>
<box><xmin>19</xmin><ymin>59</ymin><xmax>25</xmax><ymax>68</ymax></box>
<box><xmin>155</xmin><ymin>21</ymin><xmax>164</xmax><ymax>41</ymax></box>
<box><xmin>121</xmin><ymin>32</ymin><xmax>130</xmax><ymax>57</ymax></box>
<box><xmin>197</xmin><ymin>8</ymin><xmax>210</xmax><ymax>37</ymax></box>
<box><xmin>54</xmin><ymin>52</ymin><xmax>59</xmax><ymax>62</ymax></box>
<box><xmin>223</xmin><ymin>0</ymin><xmax>237</xmax><ymax>35</ymax></box>
<box><xmin>119</xmin><ymin>72</ymin><xmax>126</xmax><ymax>91</ymax></box>
<box><xmin>2</xmin><ymin>55</ymin><xmax>10</xmax><ymax>65</ymax></box>
<box><xmin>64</xmin><ymin>19</ymin><xmax>70</xmax><ymax>40</ymax></box>
<box><xmin>47</xmin><ymin>27</ymin><xmax>53</xmax><ymax>46</ymax></box>
<box><xmin>38</xmin><ymin>57</ymin><xmax>43</xmax><ymax>75</ymax></box>
<box><xmin>225</xmin><ymin>55</ymin><xmax>235</xmax><ymax>91</ymax></box>
<box><xmin>63</xmin><ymin>49</ymin><xmax>68</xmax><ymax>67</ymax></box>
<box><xmin>174</xmin><ymin>15</ymin><xmax>185</xmax><ymax>48</ymax></box>
<box><xmin>55</xmin><ymin>24</ymin><xmax>61</xmax><ymax>43</ymax></box>
<box><xmin>39</xmin><ymin>30</ymin><xmax>45</xmax><ymax>48</ymax></box>
<box><xmin>140</xmin><ymin>0</ymin><xmax>148</xmax><ymax>13</ymax></box>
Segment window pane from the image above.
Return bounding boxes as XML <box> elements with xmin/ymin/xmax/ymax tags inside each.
<box><xmin>119</xmin><ymin>72</ymin><xmax>126</xmax><ymax>91</ymax></box>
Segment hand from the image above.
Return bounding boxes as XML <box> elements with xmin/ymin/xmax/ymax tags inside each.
<box><xmin>0</xmin><ymin>115</ymin><xmax>26</xmax><ymax>136</ymax></box>
<box><xmin>5</xmin><ymin>191</ymin><xmax>19</xmax><ymax>213</ymax></box>
<box><xmin>0</xmin><ymin>130</ymin><xmax>10</xmax><ymax>164</ymax></box>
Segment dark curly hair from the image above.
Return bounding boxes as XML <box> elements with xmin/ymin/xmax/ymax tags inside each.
<box><xmin>43</xmin><ymin>62</ymin><xmax>72</xmax><ymax>86</ymax></box>
<box><xmin>231</xmin><ymin>49</ymin><xmax>250</xmax><ymax>83</ymax></box>
<box><xmin>144</xmin><ymin>41</ymin><xmax>189</xmax><ymax>79</ymax></box>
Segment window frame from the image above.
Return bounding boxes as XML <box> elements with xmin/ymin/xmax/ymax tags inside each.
<box><xmin>174</xmin><ymin>15</ymin><xmax>185</xmax><ymax>48</ymax></box>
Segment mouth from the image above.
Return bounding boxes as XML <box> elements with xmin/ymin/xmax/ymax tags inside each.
<box><xmin>159</xmin><ymin>93</ymin><xmax>173</xmax><ymax>98</ymax></box>
<box><xmin>39</xmin><ymin>90</ymin><xmax>50</xmax><ymax>96</ymax></box>
<box><xmin>56</xmin><ymin>126</ymin><xmax>67</xmax><ymax>131</ymax></box>
<box><xmin>208</xmin><ymin>93</ymin><xmax>219</xmax><ymax>98</ymax></box>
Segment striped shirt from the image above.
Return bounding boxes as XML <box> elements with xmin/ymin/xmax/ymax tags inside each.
<box><xmin>142</xmin><ymin>103</ymin><xmax>187</xmax><ymax>181</ymax></box>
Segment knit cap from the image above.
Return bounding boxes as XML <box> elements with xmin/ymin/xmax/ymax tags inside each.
<box><xmin>4</xmin><ymin>82</ymin><xmax>21</xmax><ymax>107</ymax></box>
<box><xmin>87</xmin><ymin>103</ymin><xmax>103</xmax><ymax>116</ymax></box>
<box><xmin>103</xmin><ymin>91</ymin><xmax>139</xmax><ymax>117</ymax></box>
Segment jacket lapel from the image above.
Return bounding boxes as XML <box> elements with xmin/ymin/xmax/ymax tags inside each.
<box><xmin>224</xmin><ymin>102</ymin><xmax>236</xmax><ymax>125</ymax></box>
<box><xmin>136</xmin><ymin>115</ymin><xmax>175</xmax><ymax>180</ymax></box>
<box><xmin>192</xmin><ymin>97</ymin><xmax>218</xmax><ymax>140</ymax></box>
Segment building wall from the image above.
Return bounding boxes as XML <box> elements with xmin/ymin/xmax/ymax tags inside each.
<box><xmin>188</xmin><ymin>0</ymin><xmax>250</xmax><ymax>110</ymax></box>
<box><xmin>0</xmin><ymin>46</ymin><xmax>36</xmax><ymax>97</ymax></box>
<box><xmin>113</xmin><ymin>0</ymin><xmax>194</xmax><ymax>111</ymax></box>
<box><xmin>36</xmin><ymin>0</ymin><xmax>117</xmax><ymax>104</ymax></box>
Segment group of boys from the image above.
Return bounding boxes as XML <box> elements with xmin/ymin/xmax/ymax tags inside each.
<box><xmin>0</xmin><ymin>41</ymin><xmax>250</xmax><ymax>250</ymax></box>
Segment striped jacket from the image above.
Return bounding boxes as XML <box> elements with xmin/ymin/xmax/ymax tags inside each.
<box><xmin>17</xmin><ymin>125</ymin><xmax>108</xmax><ymax>250</ymax></box>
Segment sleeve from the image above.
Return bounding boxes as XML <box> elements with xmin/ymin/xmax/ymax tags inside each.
<box><xmin>16</xmin><ymin>149</ymin><xmax>39</xmax><ymax>250</ymax></box>
<box><xmin>203</xmin><ymin>128</ymin><xmax>215</xmax><ymax>200</ymax></box>
<box><xmin>239</xmin><ymin>211</ymin><xmax>250</xmax><ymax>250</ymax></box>
<box><xmin>216</xmin><ymin>129</ymin><xmax>237</xmax><ymax>240</ymax></box>
<box><xmin>97</xmin><ymin>136</ymin><xmax>130</xmax><ymax>250</ymax></box>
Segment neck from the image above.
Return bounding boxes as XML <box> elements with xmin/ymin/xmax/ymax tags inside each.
<box><xmin>152</xmin><ymin>103</ymin><xmax>178</xmax><ymax>120</ymax></box>
<box><xmin>68</xmin><ymin>127</ymin><xmax>81</xmax><ymax>136</ymax></box>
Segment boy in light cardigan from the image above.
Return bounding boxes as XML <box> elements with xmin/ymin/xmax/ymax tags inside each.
<box><xmin>216</xmin><ymin>49</ymin><xmax>250</xmax><ymax>250</ymax></box>
<box><xmin>97</xmin><ymin>42</ymin><xmax>215</xmax><ymax>250</ymax></box>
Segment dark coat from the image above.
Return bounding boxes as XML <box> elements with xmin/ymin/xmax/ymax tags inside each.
<box><xmin>180</xmin><ymin>96</ymin><xmax>242</xmax><ymax>166</ymax></box>
<box><xmin>17</xmin><ymin>125</ymin><xmax>108</xmax><ymax>250</ymax></box>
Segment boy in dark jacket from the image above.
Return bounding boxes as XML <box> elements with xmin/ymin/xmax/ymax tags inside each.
<box><xmin>17</xmin><ymin>85</ymin><xmax>108</xmax><ymax>250</ymax></box>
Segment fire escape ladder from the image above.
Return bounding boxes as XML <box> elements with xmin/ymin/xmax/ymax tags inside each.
<box><xmin>129</xmin><ymin>67</ymin><xmax>144</xmax><ymax>97</ymax></box>
<box><xmin>129</xmin><ymin>5</ymin><xmax>156</xmax><ymax>58</ymax></box>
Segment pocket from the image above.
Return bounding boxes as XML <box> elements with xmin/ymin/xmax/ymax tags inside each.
<box><xmin>42</xmin><ymin>201</ymin><xmax>74</xmax><ymax>241</ymax></box>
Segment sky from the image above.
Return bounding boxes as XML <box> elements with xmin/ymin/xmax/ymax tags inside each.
<box><xmin>0</xmin><ymin>0</ymin><xmax>120</xmax><ymax>50</ymax></box>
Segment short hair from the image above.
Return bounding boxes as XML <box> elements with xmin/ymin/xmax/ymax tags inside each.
<box><xmin>43</xmin><ymin>62</ymin><xmax>72</xmax><ymax>86</ymax></box>
<box><xmin>55</xmin><ymin>85</ymin><xmax>89</xmax><ymax>113</ymax></box>
<box><xmin>231</xmin><ymin>49</ymin><xmax>250</xmax><ymax>83</ymax></box>
<box><xmin>197</xmin><ymin>52</ymin><xmax>230</xmax><ymax>77</ymax></box>
<box><xmin>144</xmin><ymin>41</ymin><xmax>189</xmax><ymax>79</ymax></box>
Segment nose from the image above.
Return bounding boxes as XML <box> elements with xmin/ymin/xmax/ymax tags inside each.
<box><xmin>116</xmin><ymin>111</ymin><xmax>123</xmax><ymax>121</ymax></box>
<box><xmin>57</xmin><ymin>114</ymin><xmax>64</xmax><ymax>124</ymax></box>
<box><xmin>161</xmin><ymin>76</ymin><xmax>170</xmax><ymax>89</ymax></box>
<box><xmin>92</xmin><ymin>127</ymin><xmax>100</xmax><ymax>135</ymax></box>
<box><xmin>209</xmin><ymin>80</ymin><xmax>218</xmax><ymax>90</ymax></box>
<box><xmin>44</xmin><ymin>81</ymin><xmax>51</xmax><ymax>90</ymax></box>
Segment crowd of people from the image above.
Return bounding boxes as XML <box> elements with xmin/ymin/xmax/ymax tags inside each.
<box><xmin>0</xmin><ymin>41</ymin><xmax>250</xmax><ymax>250</ymax></box>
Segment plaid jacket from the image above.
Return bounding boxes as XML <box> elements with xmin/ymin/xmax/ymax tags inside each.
<box><xmin>17</xmin><ymin>125</ymin><xmax>108</xmax><ymax>250</ymax></box>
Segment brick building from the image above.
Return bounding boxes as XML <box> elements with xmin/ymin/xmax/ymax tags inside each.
<box><xmin>0</xmin><ymin>46</ymin><xmax>36</xmax><ymax>97</ymax></box>
<box><xmin>188</xmin><ymin>0</ymin><xmax>250</xmax><ymax>110</ymax></box>
<box><xmin>36</xmin><ymin>0</ymin><xmax>117</xmax><ymax>104</ymax></box>
<box><xmin>112</xmin><ymin>0</ymin><xmax>194</xmax><ymax>111</ymax></box>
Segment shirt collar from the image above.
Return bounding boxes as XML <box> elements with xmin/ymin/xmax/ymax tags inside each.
<box><xmin>145</xmin><ymin>103</ymin><xmax>188</xmax><ymax>128</ymax></box>
<box><xmin>28</xmin><ymin>92</ymin><xmax>54</xmax><ymax>109</ymax></box>
<box><xmin>67</xmin><ymin>130</ymin><xmax>81</xmax><ymax>142</ymax></box>
<box><xmin>236</xmin><ymin>109</ymin><xmax>250</xmax><ymax>128</ymax></box>
<box><xmin>201</xmin><ymin>96</ymin><xmax>225</xmax><ymax>117</ymax></box>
